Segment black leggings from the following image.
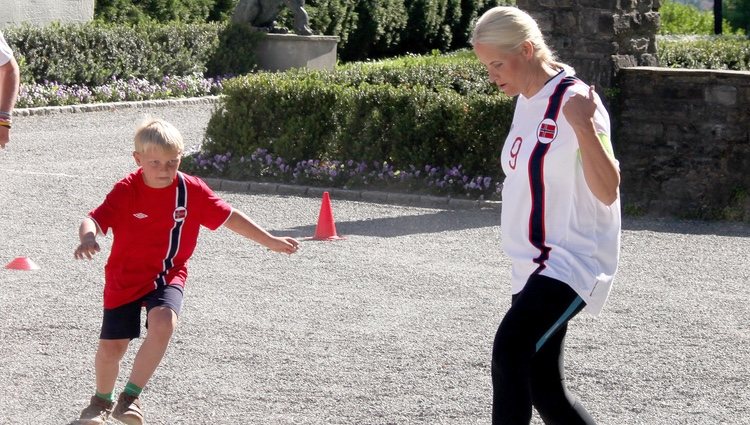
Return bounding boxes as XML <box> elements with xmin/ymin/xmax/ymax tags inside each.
<box><xmin>492</xmin><ymin>274</ymin><xmax>596</xmax><ymax>425</ymax></box>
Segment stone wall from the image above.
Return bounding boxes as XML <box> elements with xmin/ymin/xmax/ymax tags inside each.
<box><xmin>615</xmin><ymin>67</ymin><xmax>750</xmax><ymax>221</ymax></box>
<box><xmin>0</xmin><ymin>0</ymin><xmax>94</xmax><ymax>29</ymax></box>
<box><xmin>517</xmin><ymin>0</ymin><xmax>659</xmax><ymax>90</ymax></box>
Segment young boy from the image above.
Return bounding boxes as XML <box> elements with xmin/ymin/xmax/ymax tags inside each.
<box><xmin>73</xmin><ymin>118</ymin><xmax>299</xmax><ymax>425</ymax></box>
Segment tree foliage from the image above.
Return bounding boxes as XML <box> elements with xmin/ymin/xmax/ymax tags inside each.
<box><xmin>300</xmin><ymin>0</ymin><xmax>512</xmax><ymax>61</ymax></box>
<box><xmin>94</xmin><ymin>0</ymin><xmax>236</xmax><ymax>24</ymax></box>
<box><xmin>725</xmin><ymin>0</ymin><xmax>750</xmax><ymax>34</ymax></box>
<box><xmin>660</xmin><ymin>0</ymin><xmax>744</xmax><ymax>35</ymax></box>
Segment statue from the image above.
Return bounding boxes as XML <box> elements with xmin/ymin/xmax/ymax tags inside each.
<box><xmin>232</xmin><ymin>0</ymin><xmax>314</xmax><ymax>36</ymax></box>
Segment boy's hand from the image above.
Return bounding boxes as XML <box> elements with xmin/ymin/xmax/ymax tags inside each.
<box><xmin>74</xmin><ymin>237</ymin><xmax>100</xmax><ymax>260</ymax></box>
<box><xmin>267</xmin><ymin>236</ymin><xmax>300</xmax><ymax>255</ymax></box>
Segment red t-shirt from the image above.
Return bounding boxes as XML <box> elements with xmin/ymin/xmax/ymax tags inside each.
<box><xmin>89</xmin><ymin>169</ymin><xmax>232</xmax><ymax>309</ymax></box>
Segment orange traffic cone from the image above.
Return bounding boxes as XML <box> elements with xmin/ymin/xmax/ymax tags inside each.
<box><xmin>5</xmin><ymin>256</ymin><xmax>40</xmax><ymax>271</ymax></box>
<box><xmin>313</xmin><ymin>192</ymin><xmax>345</xmax><ymax>241</ymax></box>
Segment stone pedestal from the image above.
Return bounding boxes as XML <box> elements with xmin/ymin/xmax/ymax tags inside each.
<box><xmin>255</xmin><ymin>34</ymin><xmax>339</xmax><ymax>72</ymax></box>
<box><xmin>0</xmin><ymin>0</ymin><xmax>94</xmax><ymax>28</ymax></box>
<box><xmin>517</xmin><ymin>0</ymin><xmax>660</xmax><ymax>91</ymax></box>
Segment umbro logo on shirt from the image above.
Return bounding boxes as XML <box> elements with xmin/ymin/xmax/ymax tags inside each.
<box><xmin>133</xmin><ymin>213</ymin><xmax>148</xmax><ymax>219</ymax></box>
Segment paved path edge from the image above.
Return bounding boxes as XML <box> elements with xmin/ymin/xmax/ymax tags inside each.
<box><xmin>14</xmin><ymin>96</ymin><xmax>223</xmax><ymax>116</ymax></box>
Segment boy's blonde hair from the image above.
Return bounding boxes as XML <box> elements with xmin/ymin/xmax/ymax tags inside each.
<box><xmin>134</xmin><ymin>118</ymin><xmax>184</xmax><ymax>155</ymax></box>
<box><xmin>470</xmin><ymin>6</ymin><xmax>562</xmax><ymax>70</ymax></box>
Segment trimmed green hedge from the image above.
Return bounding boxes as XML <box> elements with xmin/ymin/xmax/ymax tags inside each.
<box><xmin>4</xmin><ymin>21</ymin><xmax>262</xmax><ymax>86</ymax></box>
<box><xmin>202</xmin><ymin>55</ymin><xmax>512</xmax><ymax>178</ymax></box>
<box><xmin>658</xmin><ymin>36</ymin><xmax>750</xmax><ymax>71</ymax></box>
<box><xmin>330</xmin><ymin>50</ymin><xmax>495</xmax><ymax>95</ymax></box>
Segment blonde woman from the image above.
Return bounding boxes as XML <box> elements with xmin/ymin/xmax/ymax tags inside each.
<box><xmin>472</xmin><ymin>6</ymin><xmax>621</xmax><ymax>425</ymax></box>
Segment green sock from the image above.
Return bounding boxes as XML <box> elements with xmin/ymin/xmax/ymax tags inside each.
<box><xmin>95</xmin><ymin>391</ymin><xmax>114</xmax><ymax>403</ymax></box>
<box><xmin>123</xmin><ymin>381</ymin><xmax>143</xmax><ymax>397</ymax></box>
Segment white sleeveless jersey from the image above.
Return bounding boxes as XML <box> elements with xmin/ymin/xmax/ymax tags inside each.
<box><xmin>0</xmin><ymin>32</ymin><xmax>12</xmax><ymax>66</ymax></box>
<box><xmin>500</xmin><ymin>68</ymin><xmax>621</xmax><ymax>316</ymax></box>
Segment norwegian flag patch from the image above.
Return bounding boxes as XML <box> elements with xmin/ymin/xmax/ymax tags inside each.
<box><xmin>537</xmin><ymin>118</ymin><xmax>558</xmax><ymax>144</ymax></box>
<box><xmin>173</xmin><ymin>206</ymin><xmax>187</xmax><ymax>222</ymax></box>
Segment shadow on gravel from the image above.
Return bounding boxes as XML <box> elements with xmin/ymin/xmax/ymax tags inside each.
<box><xmin>622</xmin><ymin>217</ymin><xmax>750</xmax><ymax>237</ymax></box>
<box><xmin>275</xmin><ymin>209</ymin><xmax>499</xmax><ymax>238</ymax></box>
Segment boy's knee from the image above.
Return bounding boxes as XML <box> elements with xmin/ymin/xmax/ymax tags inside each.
<box><xmin>98</xmin><ymin>339</ymin><xmax>129</xmax><ymax>360</ymax></box>
<box><xmin>147</xmin><ymin>307</ymin><xmax>177</xmax><ymax>339</ymax></box>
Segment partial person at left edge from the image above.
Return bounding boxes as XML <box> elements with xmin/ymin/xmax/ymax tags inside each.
<box><xmin>0</xmin><ymin>30</ymin><xmax>20</xmax><ymax>149</ymax></box>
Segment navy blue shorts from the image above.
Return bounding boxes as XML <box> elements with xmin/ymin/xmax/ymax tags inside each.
<box><xmin>99</xmin><ymin>284</ymin><xmax>184</xmax><ymax>340</ymax></box>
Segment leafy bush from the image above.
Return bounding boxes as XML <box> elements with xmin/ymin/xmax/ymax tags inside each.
<box><xmin>334</xmin><ymin>82</ymin><xmax>511</xmax><ymax>175</ymax></box>
<box><xmin>205</xmin><ymin>73</ymin><xmax>341</xmax><ymax>162</ymax></box>
<box><xmin>201</xmin><ymin>55</ymin><xmax>512</xmax><ymax>179</ymax></box>
<box><xmin>659</xmin><ymin>0</ymin><xmax>743</xmax><ymax>35</ymax></box>
<box><xmin>3</xmin><ymin>21</ymin><xmax>261</xmax><ymax>86</ymax></box>
<box><xmin>658</xmin><ymin>35</ymin><xmax>750</xmax><ymax>70</ymax></box>
<box><xmin>206</xmin><ymin>22</ymin><xmax>264</xmax><ymax>77</ymax></box>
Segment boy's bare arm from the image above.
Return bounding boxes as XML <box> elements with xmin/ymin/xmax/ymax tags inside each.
<box><xmin>74</xmin><ymin>217</ymin><xmax>100</xmax><ymax>260</ymax></box>
<box><xmin>223</xmin><ymin>210</ymin><xmax>299</xmax><ymax>254</ymax></box>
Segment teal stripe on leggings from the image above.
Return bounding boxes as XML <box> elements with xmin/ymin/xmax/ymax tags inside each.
<box><xmin>535</xmin><ymin>296</ymin><xmax>583</xmax><ymax>352</ymax></box>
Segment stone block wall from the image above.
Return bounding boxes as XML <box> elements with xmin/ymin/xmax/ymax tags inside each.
<box><xmin>0</xmin><ymin>0</ymin><xmax>94</xmax><ymax>29</ymax></box>
<box><xmin>517</xmin><ymin>0</ymin><xmax>659</xmax><ymax>90</ymax></box>
<box><xmin>615</xmin><ymin>67</ymin><xmax>750</xmax><ymax>221</ymax></box>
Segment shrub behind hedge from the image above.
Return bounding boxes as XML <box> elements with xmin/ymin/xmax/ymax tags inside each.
<box><xmin>658</xmin><ymin>36</ymin><xmax>750</xmax><ymax>71</ymax></box>
<box><xmin>280</xmin><ymin>0</ymin><xmax>511</xmax><ymax>61</ymax></box>
<box><xmin>94</xmin><ymin>0</ymin><xmax>235</xmax><ymax>24</ymax></box>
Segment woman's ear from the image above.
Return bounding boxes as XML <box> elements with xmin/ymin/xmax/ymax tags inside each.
<box><xmin>520</xmin><ymin>40</ymin><xmax>535</xmax><ymax>60</ymax></box>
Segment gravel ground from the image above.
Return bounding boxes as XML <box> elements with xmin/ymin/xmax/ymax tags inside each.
<box><xmin>0</xmin><ymin>104</ymin><xmax>748</xmax><ymax>425</ymax></box>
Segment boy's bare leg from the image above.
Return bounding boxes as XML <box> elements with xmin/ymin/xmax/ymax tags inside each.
<box><xmin>127</xmin><ymin>306</ymin><xmax>178</xmax><ymax>387</ymax></box>
<box><xmin>95</xmin><ymin>339</ymin><xmax>130</xmax><ymax>394</ymax></box>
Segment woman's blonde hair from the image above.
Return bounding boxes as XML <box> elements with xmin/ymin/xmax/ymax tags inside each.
<box><xmin>470</xmin><ymin>6</ymin><xmax>561</xmax><ymax>69</ymax></box>
<box><xmin>134</xmin><ymin>118</ymin><xmax>184</xmax><ymax>155</ymax></box>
